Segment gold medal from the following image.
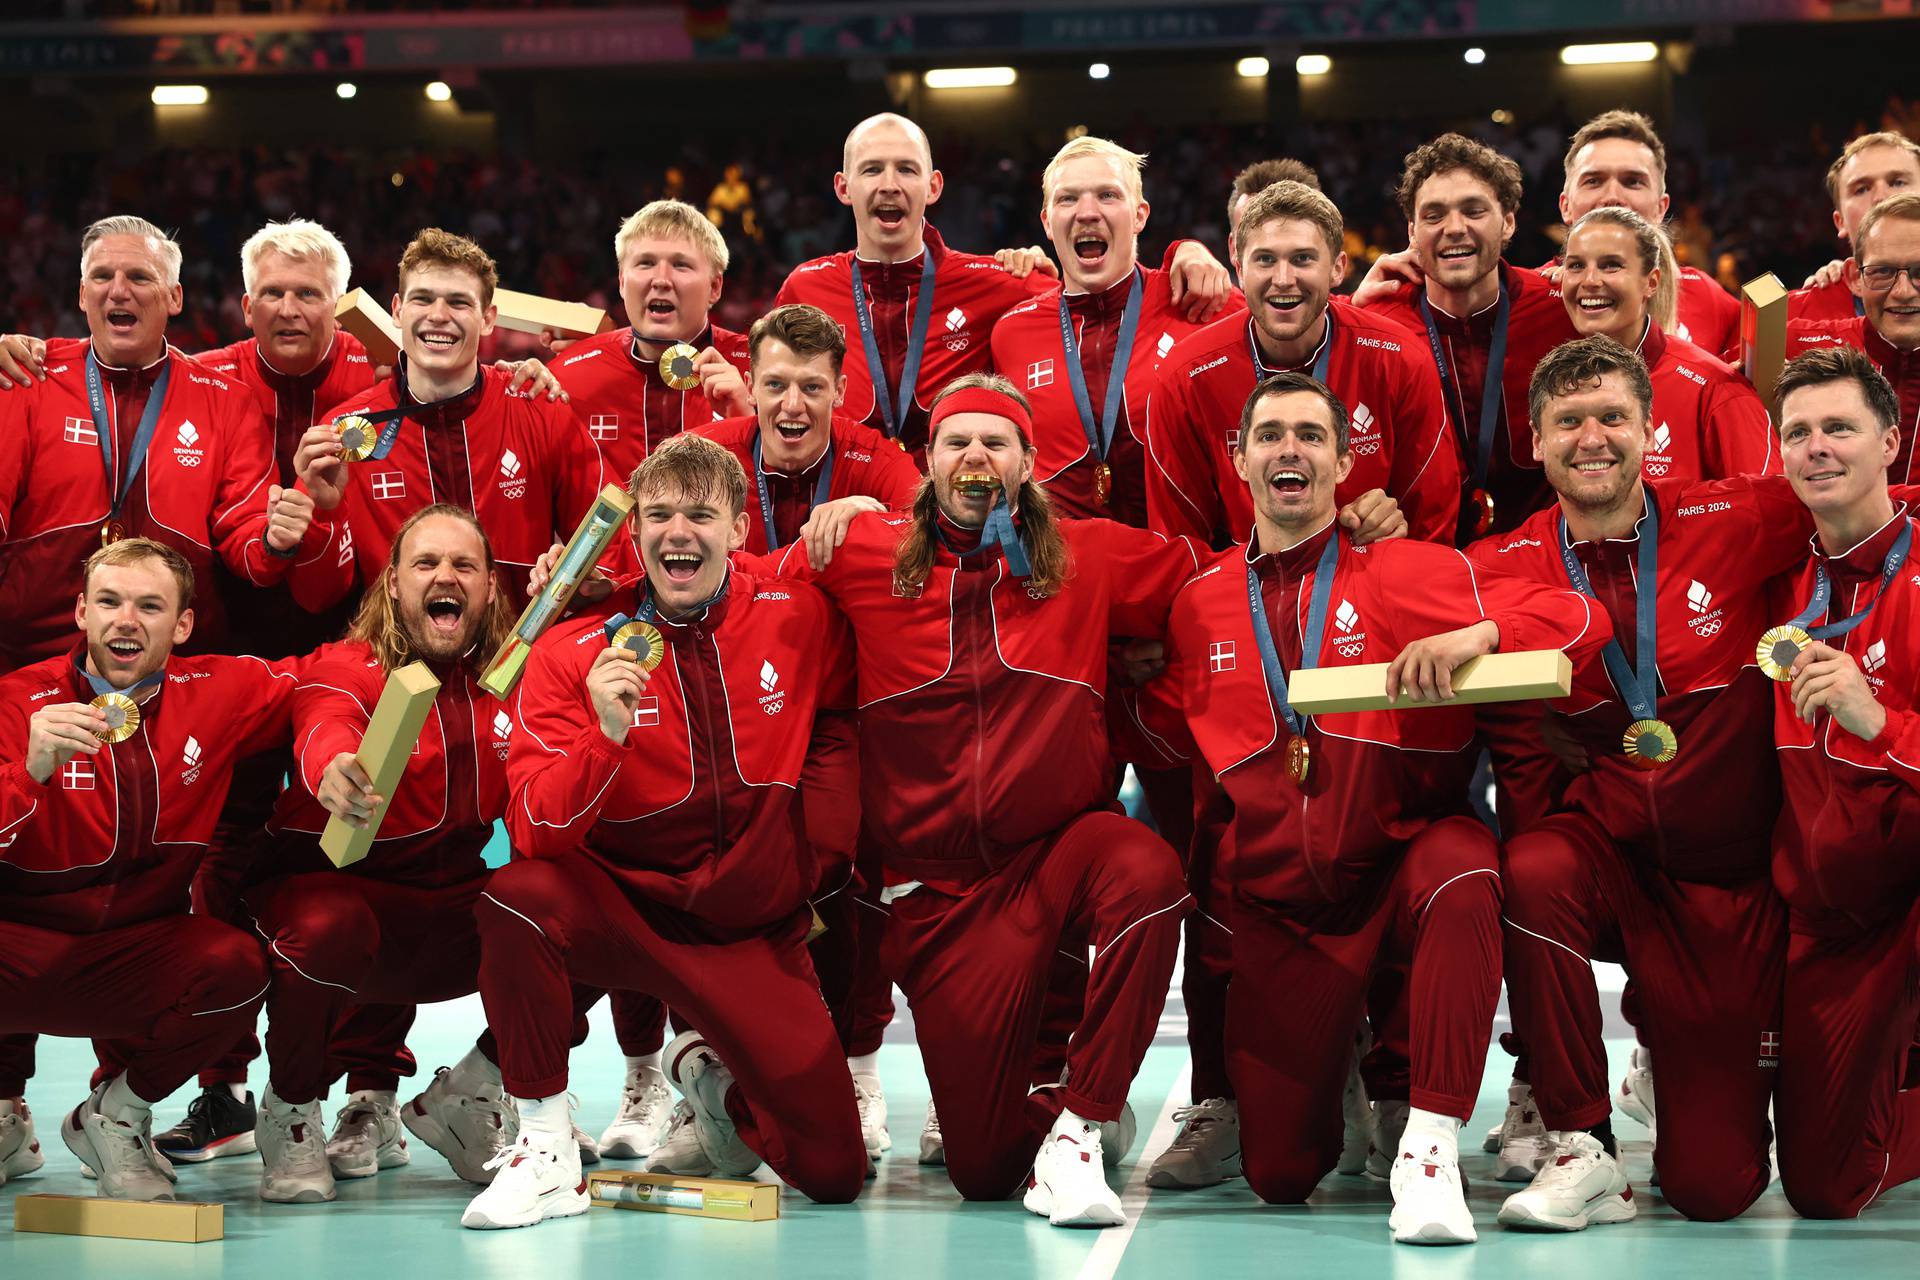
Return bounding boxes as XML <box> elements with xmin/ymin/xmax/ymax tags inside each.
<box><xmin>658</xmin><ymin>343</ymin><xmax>701</xmax><ymax>391</ymax></box>
<box><xmin>100</xmin><ymin>520</ymin><xmax>127</xmax><ymax>547</ymax></box>
<box><xmin>335</xmin><ymin>414</ymin><xmax>377</xmax><ymax>463</ymax></box>
<box><xmin>1470</xmin><ymin>487</ymin><xmax>1495</xmax><ymax>536</ymax></box>
<box><xmin>610</xmin><ymin>620</ymin><xmax>666</xmax><ymax>672</ymax></box>
<box><xmin>1756</xmin><ymin>625</ymin><xmax>1812</xmax><ymax>683</ymax></box>
<box><xmin>1284</xmin><ymin>733</ymin><xmax>1311</xmax><ymax>785</ymax></box>
<box><xmin>91</xmin><ymin>691</ymin><xmax>140</xmax><ymax>744</ymax></box>
<box><xmin>1093</xmin><ymin>461</ymin><xmax>1112</xmax><ymax>508</ymax></box>
<box><xmin>1622</xmin><ymin>718</ymin><xmax>1678</xmax><ymax>770</ymax></box>
<box><xmin>952</xmin><ymin>471</ymin><xmax>999</xmax><ymax>498</ymax></box>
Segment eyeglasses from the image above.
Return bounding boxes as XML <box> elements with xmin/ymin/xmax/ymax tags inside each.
<box><xmin>1858</xmin><ymin>262</ymin><xmax>1920</xmax><ymax>293</ymax></box>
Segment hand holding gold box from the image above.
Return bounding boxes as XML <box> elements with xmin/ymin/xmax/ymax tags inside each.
<box><xmin>320</xmin><ymin>662</ymin><xmax>442</xmax><ymax>868</ymax></box>
<box><xmin>492</xmin><ymin>288</ymin><xmax>613</xmax><ymax>340</ymax></box>
<box><xmin>480</xmin><ymin>484</ymin><xmax>637</xmax><ymax>699</ymax></box>
<box><xmin>1287</xmin><ymin>650</ymin><xmax>1572</xmax><ymax>715</ymax></box>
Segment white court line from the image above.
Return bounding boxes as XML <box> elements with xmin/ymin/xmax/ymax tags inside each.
<box><xmin>1075</xmin><ymin>1059</ymin><xmax>1194</xmax><ymax>1280</ymax></box>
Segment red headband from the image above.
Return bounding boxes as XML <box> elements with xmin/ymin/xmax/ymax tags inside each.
<box><xmin>927</xmin><ymin>385</ymin><xmax>1033</xmax><ymax>441</ymax></box>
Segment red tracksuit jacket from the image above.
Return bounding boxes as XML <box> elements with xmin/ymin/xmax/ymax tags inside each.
<box><xmin>1788</xmin><ymin>278</ymin><xmax>1861</xmax><ymax>324</ymax></box>
<box><xmin>550</xmin><ymin>323</ymin><xmax>751</xmax><ymax>482</ymax></box>
<box><xmin>773</xmin><ymin>513</ymin><xmax>1201</xmax><ymax>886</ymax></box>
<box><xmin>1771</xmin><ymin>509</ymin><xmax>1920</xmax><ymax>930</ymax></box>
<box><xmin>1637</xmin><ymin>322</ymin><xmax>1779</xmax><ymax>484</ymax></box>
<box><xmin>0</xmin><ymin>647</ymin><xmax>300</xmax><ymax>931</ymax></box>
<box><xmin>1134</xmin><ymin>527</ymin><xmax>1601</xmax><ymax>910</ymax></box>
<box><xmin>0</xmin><ymin>338</ymin><xmax>307</xmax><ymax>666</ymax></box>
<box><xmin>506</xmin><ymin>568</ymin><xmax>856</xmax><ymax>933</ymax></box>
<box><xmin>1785</xmin><ymin>315</ymin><xmax>1920</xmax><ymax>482</ymax></box>
<box><xmin>1468</xmin><ymin>477</ymin><xmax>1823</xmax><ymax>880</ymax></box>
<box><xmin>691</xmin><ymin>414</ymin><xmax>923</xmax><ymax>554</ymax></box>
<box><xmin>988</xmin><ymin>244</ymin><xmax>1230</xmax><ymax>524</ymax></box>
<box><xmin>775</xmin><ymin>225</ymin><xmax>1052</xmax><ymax>455</ymax></box>
<box><xmin>194</xmin><ymin>334</ymin><xmax>378</xmax><ymax>657</ymax></box>
<box><xmin>1142</xmin><ymin>299</ymin><xmax>1463</xmax><ymax>546</ymax></box>
<box><xmin>266</xmin><ymin>640</ymin><xmax>503</xmax><ymax>888</ymax></box>
<box><xmin>290</xmin><ymin>365</ymin><xmax>620</xmax><ymax>609</ymax></box>
<box><xmin>1363</xmin><ymin>262</ymin><xmax>1580</xmax><ymax>537</ymax></box>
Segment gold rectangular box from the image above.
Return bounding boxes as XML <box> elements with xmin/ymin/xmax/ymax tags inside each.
<box><xmin>14</xmin><ymin>1194</ymin><xmax>224</xmax><ymax>1243</ymax></box>
<box><xmin>480</xmin><ymin>484</ymin><xmax>636</xmax><ymax>699</ymax></box>
<box><xmin>1740</xmin><ymin>272</ymin><xmax>1789</xmax><ymax>406</ymax></box>
<box><xmin>320</xmin><ymin>661</ymin><xmax>442</xmax><ymax>868</ymax></box>
<box><xmin>587</xmin><ymin>1170</ymin><xmax>780</xmax><ymax>1221</ymax></box>
<box><xmin>1288</xmin><ymin>649</ymin><xmax>1572</xmax><ymax>715</ymax></box>
<box><xmin>492</xmin><ymin>288</ymin><xmax>613</xmax><ymax>340</ymax></box>
<box><xmin>334</xmin><ymin>288</ymin><xmax>402</xmax><ymax>368</ymax></box>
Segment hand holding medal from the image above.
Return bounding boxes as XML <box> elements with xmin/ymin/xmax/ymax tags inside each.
<box><xmin>658</xmin><ymin>342</ymin><xmax>702</xmax><ymax>392</ymax></box>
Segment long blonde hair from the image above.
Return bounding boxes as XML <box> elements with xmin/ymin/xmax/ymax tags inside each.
<box><xmin>891</xmin><ymin>374</ymin><xmax>1072</xmax><ymax>599</ymax></box>
<box><xmin>345</xmin><ymin>504</ymin><xmax>516</xmax><ymax>672</ymax></box>
<box><xmin>1567</xmin><ymin>205</ymin><xmax>1678</xmax><ymax>334</ymax></box>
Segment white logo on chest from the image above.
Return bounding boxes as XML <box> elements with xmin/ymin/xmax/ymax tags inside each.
<box><xmin>1686</xmin><ymin>579</ymin><xmax>1724</xmax><ymax>637</ymax></box>
<box><xmin>497</xmin><ymin>449</ymin><xmax>527</xmax><ymax>500</ymax></box>
<box><xmin>173</xmin><ymin>419</ymin><xmax>205</xmax><ymax>468</ymax></box>
<box><xmin>757</xmin><ymin>659</ymin><xmax>786</xmax><ymax>715</ymax></box>
<box><xmin>1645</xmin><ymin>422</ymin><xmax>1674</xmax><ymax>477</ymax></box>
<box><xmin>181</xmin><ymin>735</ymin><xmax>204</xmax><ymax>785</ymax></box>
<box><xmin>1332</xmin><ymin>599</ymin><xmax>1367</xmax><ymax>658</ymax></box>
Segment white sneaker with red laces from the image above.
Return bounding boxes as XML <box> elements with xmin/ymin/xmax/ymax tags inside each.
<box><xmin>1023</xmin><ymin>1115</ymin><xmax>1124</xmax><ymax>1228</ymax></box>
<box><xmin>1498</xmin><ymin>1131</ymin><xmax>1637</xmax><ymax>1231</ymax></box>
<box><xmin>460</xmin><ymin>1127</ymin><xmax>589</xmax><ymax>1230</ymax></box>
<box><xmin>1389</xmin><ymin>1143</ymin><xmax>1477</xmax><ymax>1245</ymax></box>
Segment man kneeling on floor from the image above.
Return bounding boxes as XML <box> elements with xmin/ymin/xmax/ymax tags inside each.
<box><xmin>465</xmin><ymin>434</ymin><xmax>867</xmax><ymax>1229</ymax></box>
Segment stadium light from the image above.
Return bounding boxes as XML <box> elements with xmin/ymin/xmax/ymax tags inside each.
<box><xmin>335</xmin><ymin>82</ymin><xmax>358</xmax><ymax>100</ymax></box>
<box><xmin>425</xmin><ymin>81</ymin><xmax>453</xmax><ymax>102</ymax></box>
<box><xmin>1295</xmin><ymin>54</ymin><xmax>1331</xmax><ymax>76</ymax></box>
<box><xmin>1560</xmin><ymin>41</ymin><xmax>1659</xmax><ymax>66</ymax></box>
<box><xmin>1465</xmin><ymin>47</ymin><xmax>1486</xmax><ymax>65</ymax></box>
<box><xmin>1236</xmin><ymin>56</ymin><xmax>1269</xmax><ymax>78</ymax></box>
<box><xmin>923</xmin><ymin>67</ymin><xmax>1017</xmax><ymax>89</ymax></box>
<box><xmin>150</xmin><ymin>85</ymin><xmax>208</xmax><ymax>106</ymax></box>
<box><xmin>1088</xmin><ymin>62</ymin><xmax>1110</xmax><ymax>80</ymax></box>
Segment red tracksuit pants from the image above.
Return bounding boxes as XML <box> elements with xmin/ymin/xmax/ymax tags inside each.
<box><xmin>879</xmin><ymin>810</ymin><xmax>1189</xmax><ymax>1201</ymax></box>
<box><xmin>1501</xmin><ymin>811</ymin><xmax>1781</xmax><ymax>1221</ymax></box>
<box><xmin>0</xmin><ymin>914</ymin><xmax>268</xmax><ymax>1103</ymax></box>
<box><xmin>245</xmin><ymin>871</ymin><xmax>489</xmax><ymax>1105</ymax></box>
<box><xmin>1229</xmin><ymin>815</ymin><xmax>1502</xmax><ymax>1204</ymax></box>
<box><xmin>1776</xmin><ymin>897</ymin><xmax>1920</xmax><ymax>1218</ymax></box>
<box><xmin>1182</xmin><ymin>770</ymin><xmax>1236</xmax><ymax>1103</ymax></box>
<box><xmin>475</xmin><ymin>851</ymin><xmax>866</xmax><ymax>1204</ymax></box>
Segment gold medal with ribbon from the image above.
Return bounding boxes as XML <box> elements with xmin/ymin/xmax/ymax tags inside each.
<box><xmin>610</xmin><ymin>620</ymin><xmax>667</xmax><ymax>672</ymax></box>
<box><xmin>658</xmin><ymin>343</ymin><xmax>701</xmax><ymax>392</ymax></box>
<box><xmin>91</xmin><ymin>691</ymin><xmax>141</xmax><ymax>744</ymax></box>
<box><xmin>1755</xmin><ymin>624</ymin><xmax>1812</xmax><ymax>683</ymax></box>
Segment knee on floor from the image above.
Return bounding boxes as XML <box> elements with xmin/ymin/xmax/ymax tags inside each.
<box><xmin>1242</xmin><ymin>1150</ymin><xmax>1327</xmax><ymax>1205</ymax></box>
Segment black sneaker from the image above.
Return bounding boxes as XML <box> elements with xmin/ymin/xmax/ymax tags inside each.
<box><xmin>154</xmin><ymin>1086</ymin><xmax>259</xmax><ymax>1162</ymax></box>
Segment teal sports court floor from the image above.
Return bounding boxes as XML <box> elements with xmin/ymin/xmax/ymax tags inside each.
<box><xmin>4</xmin><ymin>828</ymin><xmax>1915</xmax><ymax>1276</ymax></box>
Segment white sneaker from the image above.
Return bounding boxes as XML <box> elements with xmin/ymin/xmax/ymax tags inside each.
<box><xmin>1492</xmin><ymin>1082</ymin><xmax>1553</xmax><ymax>1183</ymax></box>
<box><xmin>1617</xmin><ymin>1045</ymin><xmax>1656</xmax><ymax>1139</ymax></box>
<box><xmin>257</xmin><ymin>1089</ymin><xmax>337</xmax><ymax>1204</ymax></box>
<box><xmin>853</xmin><ymin>1073</ymin><xmax>891</xmax><ymax>1162</ymax></box>
<box><xmin>461</xmin><ymin>1127</ymin><xmax>589</xmax><ymax>1230</ymax></box>
<box><xmin>599</xmin><ymin>1065</ymin><xmax>673</xmax><ymax>1159</ymax></box>
<box><xmin>1023</xmin><ymin>1119</ymin><xmax>1123</xmax><ymax>1227</ymax></box>
<box><xmin>1482</xmin><ymin>1121</ymin><xmax>1503</xmax><ymax>1153</ymax></box>
<box><xmin>1389</xmin><ymin>1142</ymin><xmax>1477</xmax><ymax>1245</ymax></box>
<box><xmin>918</xmin><ymin>1100</ymin><xmax>944</xmax><ymax>1166</ymax></box>
<box><xmin>326</xmin><ymin>1090</ymin><xmax>409</xmax><ymax>1180</ymax></box>
<box><xmin>60</xmin><ymin>1084</ymin><xmax>173</xmax><ymax>1201</ymax></box>
<box><xmin>1145</xmin><ymin>1098</ymin><xmax>1241</xmax><ymax>1188</ymax></box>
<box><xmin>1497</xmin><ymin>1131</ymin><xmax>1637</xmax><ymax>1231</ymax></box>
<box><xmin>1366</xmin><ymin>1099</ymin><xmax>1409</xmax><ymax>1179</ymax></box>
<box><xmin>0</xmin><ymin>1099</ymin><xmax>45</xmax><ymax>1181</ymax></box>
<box><xmin>1099</xmin><ymin>1103</ymin><xmax>1137</xmax><ymax>1170</ymax></box>
<box><xmin>1338</xmin><ymin>1056</ymin><xmax>1373</xmax><ymax>1174</ymax></box>
<box><xmin>644</xmin><ymin>1100</ymin><xmax>711</xmax><ymax>1175</ymax></box>
<box><xmin>575</xmin><ymin>1125</ymin><xmax>600</xmax><ymax>1166</ymax></box>
<box><xmin>402</xmin><ymin>1065</ymin><xmax>518</xmax><ymax>1184</ymax></box>
<box><xmin>663</xmin><ymin>1031</ymin><xmax>759</xmax><ymax>1176</ymax></box>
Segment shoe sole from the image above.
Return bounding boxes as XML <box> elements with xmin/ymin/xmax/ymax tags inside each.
<box><xmin>1</xmin><ymin>1148</ymin><xmax>44</xmax><ymax>1179</ymax></box>
<box><xmin>261</xmin><ymin>1182</ymin><xmax>338</xmax><ymax>1204</ymax></box>
<box><xmin>1391</xmin><ymin>1214</ymin><xmax>1478</xmax><ymax>1245</ymax></box>
<box><xmin>1145</xmin><ymin>1151</ymin><xmax>1242</xmax><ymax>1189</ymax></box>
<box><xmin>1497</xmin><ymin>1196</ymin><xmax>1636</xmax><ymax>1231</ymax></box>
<box><xmin>1494</xmin><ymin>1152</ymin><xmax>1548</xmax><ymax>1183</ymax></box>
<box><xmin>918</xmin><ymin>1146</ymin><xmax>945</xmax><ymax>1167</ymax></box>
<box><xmin>600</xmin><ymin>1139</ymin><xmax>655</xmax><ymax>1160</ymax></box>
<box><xmin>159</xmin><ymin>1130</ymin><xmax>259</xmax><ymax>1163</ymax></box>
<box><xmin>461</xmin><ymin>1191</ymin><xmax>590</xmax><ymax>1230</ymax></box>
<box><xmin>1023</xmin><ymin>1186</ymin><xmax>1124</xmax><ymax>1228</ymax></box>
<box><xmin>330</xmin><ymin>1146</ymin><xmax>409</xmax><ymax>1179</ymax></box>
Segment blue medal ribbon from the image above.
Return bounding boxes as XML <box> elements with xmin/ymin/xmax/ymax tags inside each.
<box><xmin>1418</xmin><ymin>282</ymin><xmax>1510</xmax><ymax>497</ymax></box>
<box><xmin>1246</xmin><ymin>309</ymin><xmax>1336</xmax><ymax>387</ymax></box>
<box><xmin>751</xmin><ymin>433</ymin><xmax>836</xmax><ymax>551</ymax></box>
<box><xmin>849</xmin><ymin>249</ymin><xmax>938</xmax><ymax>440</ymax></box>
<box><xmin>617</xmin><ymin>570</ymin><xmax>732</xmax><ymax>631</ymax></box>
<box><xmin>74</xmin><ymin>654</ymin><xmax>165</xmax><ymax>700</ymax></box>
<box><xmin>333</xmin><ymin>407</ymin><xmax>407</xmax><ymax>460</ymax></box>
<box><xmin>936</xmin><ymin>491</ymin><xmax>1032</xmax><ymax>578</ymax></box>
<box><xmin>1244</xmin><ymin>530</ymin><xmax>1341</xmax><ymax>736</ymax></box>
<box><xmin>84</xmin><ymin>347</ymin><xmax>173</xmax><ymax>532</ymax></box>
<box><xmin>1556</xmin><ymin>492</ymin><xmax>1663</xmax><ymax>722</ymax></box>
<box><xmin>1059</xmin><ymin>267</ymin><xmax>1143</xmax><ymax>463</ymax></box>
<box><xmin>1785</xmin><ymin>519</ymin><xmax>1913</xmax><ymax>640</ymax></box>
